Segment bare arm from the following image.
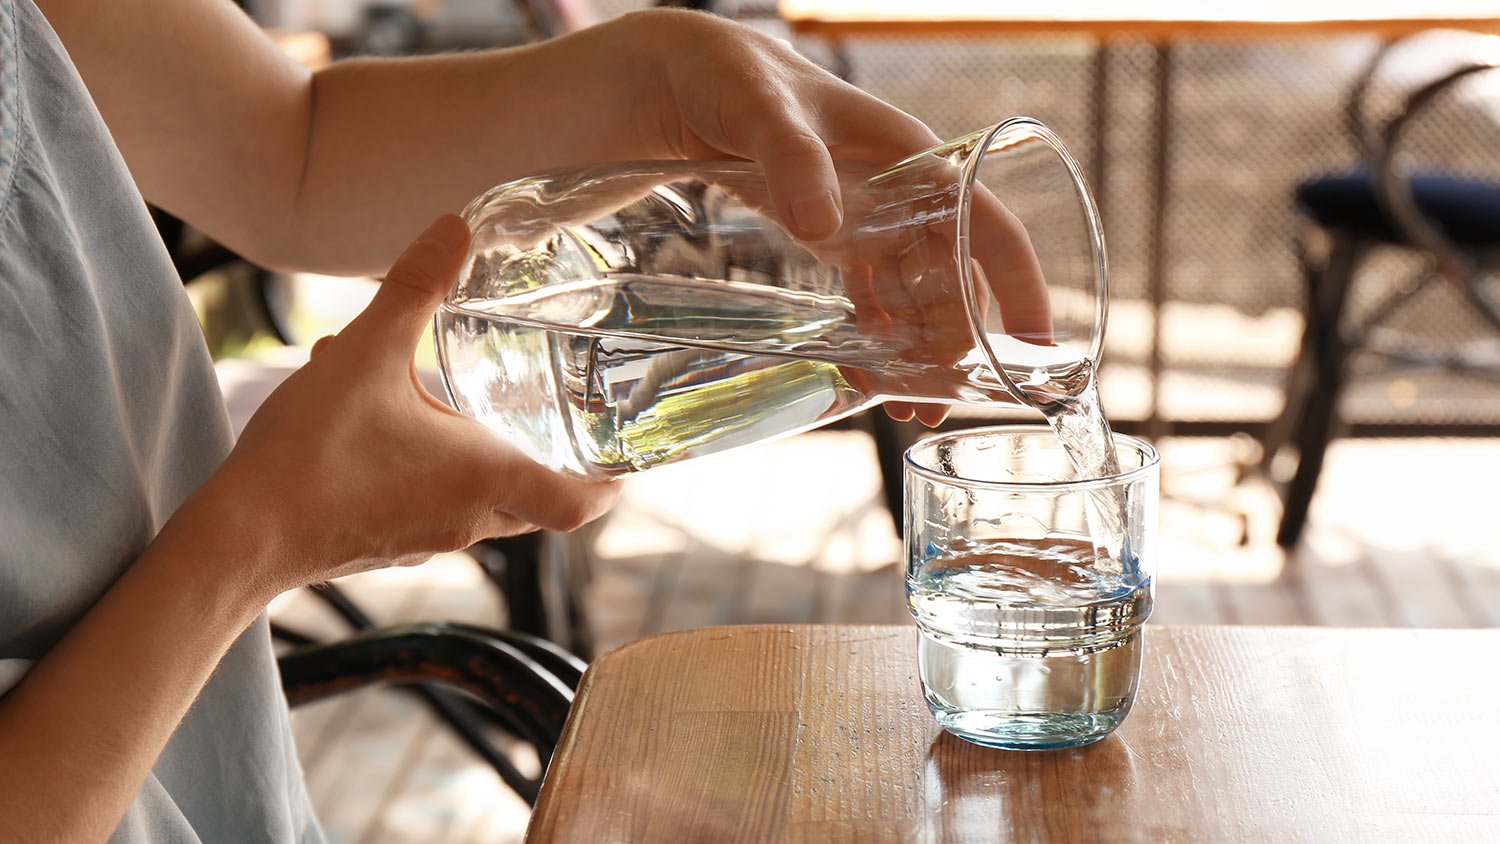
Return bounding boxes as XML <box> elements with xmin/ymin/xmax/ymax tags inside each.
<box><xmin>39</xmin><ymin>0</ymin><xmax>640</xmax><ymax>273</ymax></box>
<box><xmin>277</xmin><ymin>29</ymin><xmax>661</xmax><ymax>274</ymax></box>
<box><xmin>35</xmin><ymin>0</ymin><xmax>314</xmax><ymax>268</ymax></box>
<box><xmin>0</xmin><ymin>217</ymin><xmax>619</xmax><ymax>842</ymax></box>
<box><xmin>0</xmin><ymin>491</ymin><xmax>275</xmax><ymax>843</ymax></box>
<box><xmin>38</xmin><ymin>1</ymin><xmax>940</xmax><ymax>275</ymax></box>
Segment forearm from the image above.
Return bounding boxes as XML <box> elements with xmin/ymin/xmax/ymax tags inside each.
<box><xmin>0</xmin><ymin>212</ymin><xmax>618</xmax><ymax>842</ymax></box>
<box><xmin>0</xmin><ymin>488</ymin><xmax>275</xmax><ymax>843</ymax></box>
<box><xmin>49</xmin><ymin>0</ymin><xmax>863</xmax><ymax>277</ymax></box>
<box><xmin>283</xmin><ymin>15</ymin><xmax>669</xmax><ymax>276</ymax></box>
<box><xmin>40</xmin><ymin>0</ymin><xmax>679</xmax><ymax>278</ymax></box>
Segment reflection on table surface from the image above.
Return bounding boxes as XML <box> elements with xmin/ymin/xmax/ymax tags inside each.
<box><xmin>528</xmin><ymin>624</ymin><xmax>1500</xmax><ymax>842</ymax></box>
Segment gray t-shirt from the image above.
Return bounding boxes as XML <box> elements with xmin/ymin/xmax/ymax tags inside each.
<box><xmin>0</xmin><ymin>1</ymin><xmax>322</xmax><ymax>840</ymax></box>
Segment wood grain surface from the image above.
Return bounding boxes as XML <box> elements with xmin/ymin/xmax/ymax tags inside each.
<box><xmin>528</xmin><ymin>625</ymin><xmax>1500</xmax><ymax>843</ymax></box>
<box><xmin>779</xmin><ymin>0</ymin><xmax>1500</xmax><ymax>39</ymax></box>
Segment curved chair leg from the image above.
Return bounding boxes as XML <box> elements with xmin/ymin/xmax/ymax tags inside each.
<box><xmin>307</xmin><ymin>581</ymin><xmax>377</xmax><ymax>629</ymax></box>
<box><xmin>270</xmin><ymin>621</ymin><xmax>319</xmax><ymax>648</ymax></box>
<box><xmin>294</xmin><ymin>586</ymin><xmax>582</xmax><ymax>802</ymax></box>
<box><xmin>442</xmin><ymin>622</ymin><xmax>588</xmax><ymax>691</ymax></box>
<box><xmin>279</xmin><ymin>622</ymin><xmax>573</xmax><ymax>748</ymax></box>
<box><xmin>397</xmin><ymin>672</ymin><xmax>544</xmax><ymax>803</ymax></box>
<box><xmin>278</xmin><ymin>622</ymin><xmax>576</xmax><ymax>804</ymax></box>
<box><xmin>1261</xmin><ymin>247</ymin><xmax>1322</xmax><ymax>478</ymax></box>
<box><xmin>294</xmin><ymin>585</ymin><xmax>587</xmax><ymax>689</ymax></box>
<box><xmin>1277</xmin><ymin>234</ymin><xmax>1365</xmax><ymax>548</ymax></box>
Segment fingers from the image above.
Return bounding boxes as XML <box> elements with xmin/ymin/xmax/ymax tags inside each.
<box><xmin>912</xmin><ymin>403</ymin><xmax>950</xmax><ymax>427</ymax></box>
<box><xmin>437</xmin><ymin>419</ymin><xmax>620</xmax><ymax>534</ymax></box>
<box><xmin>488</xmin><ymin>457</ymin><xmax>621</xmax><ymax>533</ymax></box>
<box><xmin>752</xmin><ymin>120</ymin><xmax>844</xmax><ymax>241</ymax></box>
<box><xmin>821</xmin><ymin>98</ymin><xmax>1051</xmax><ymax>345</ymax></box>
<box><xmin>967</xmin><ymin>188</ymin><xmax>1053</xmax><ymax>343</ymax></box>
<box><xmin>823</xmin><ymin>97</ymin><xmax>942</xmax><ymax>163</ymax></box>
<box><xmin>883</xmin><ymin>402</ymin><xmax>949</xmax><ymax>427</ymax></box>
<box><xmin>884</xmin><ymin>401</ymin><xmax>916</xmax><ymax>423</ymax></box>
<box><xmin>343</xmin><ymin>214</ymin><xmax>471</xmax><ymax>361</ymax></box>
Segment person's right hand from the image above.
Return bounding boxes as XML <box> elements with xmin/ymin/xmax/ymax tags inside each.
<box><xmin>197</xmin><ymin>214</ymin><xmax>619</xmax><ymax>599</ymax></box>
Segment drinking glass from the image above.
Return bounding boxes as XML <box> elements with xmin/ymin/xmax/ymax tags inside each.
<box><xmin>436</xmin><ymin>118</ymin><xmax>1107</xmax><ymax>478</ymax></box>
<box><xmin>904</xmin><ymin>426</ymin><xmax>1159</xmax><ymax>750</ymax></box>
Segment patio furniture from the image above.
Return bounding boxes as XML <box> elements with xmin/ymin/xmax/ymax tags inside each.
<box><xmin>1270</xmin><ymin>51</ymin><xmax>1500</xmax><ymax>547</ymax></box>
<box><xmin>527</xmin><ymin>624</ymin><xmax>1500</xmax><ymax>841</ymax></box>
<box><xmin>276</xmin><ymin>620</ymin><xmax>582</xmax><ymax>804</ymax></box>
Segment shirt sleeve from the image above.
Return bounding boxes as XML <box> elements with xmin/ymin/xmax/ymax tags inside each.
<box><xmin>0</xmin><ymin>658</ymin><xmax>33</xmax><ymax>697</ymax></box>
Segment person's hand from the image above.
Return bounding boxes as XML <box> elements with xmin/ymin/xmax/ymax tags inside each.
<box><xmin>824</xmin><ymin>171</ymin><xmax>1054</xmax><ymax>416</ymax></box>
<box><xmin>618</xmin><ymin>11</ymin><xmax>1052</xmax><ymax>425</ymax></box>
<box><xmin>626</xmin><ymin>10</ymin><xmax>939</xmax><ymax>242</ymax></box>
<box><xmin>200</xmin><ymin>215</ymin><xmax>619</xmax><ymax>598</ymax></box>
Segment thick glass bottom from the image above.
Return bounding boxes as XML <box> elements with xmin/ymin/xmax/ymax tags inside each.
<box><xmin>927</xmin><ymin>700</ymin><xmax>1127</xmax><ymax>750</ymax></box>
<box><xmin>916</xmin><ymin>624</ymin><xmax>1142</xmax><ymax>751</ymax></box>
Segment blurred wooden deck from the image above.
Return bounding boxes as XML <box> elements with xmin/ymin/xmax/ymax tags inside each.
<box><xmin>273</xmin><ymin>431</ymin><xmax>1500</xmax><ymax>844</ymax></box>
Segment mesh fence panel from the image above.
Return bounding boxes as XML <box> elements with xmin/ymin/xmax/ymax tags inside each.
<box><xmin>461</xmin><ymin>3</ymin><xmax>1500</xmax><ymax>426</ymax></box>
<box><xmin>808</xmin><ymin>31</ymin><xmax>1500</xmax><ymax>426</ymax></box>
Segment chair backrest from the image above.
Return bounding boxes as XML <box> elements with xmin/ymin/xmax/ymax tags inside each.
<box><xmin>1342</xmin><ymin>31</ymin><xmax>1500</xmax><ymax>161</ymax></box>
<box><xmin>1373</xmin><ymin>62</ymin><xmax>1500</xmax><ymax>288</ymax></box>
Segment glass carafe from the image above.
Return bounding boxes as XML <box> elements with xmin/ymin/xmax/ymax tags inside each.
<box><xmin>435</xmin><ymin>117</ymin><xmax>1106</xmax><ymax>478</ymax></box>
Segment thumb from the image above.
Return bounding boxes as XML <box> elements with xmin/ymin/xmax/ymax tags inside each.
<box><xmin>343</xmin><ymin>214</ymin><xmax>471</xmax><ymax>359</ymax></box>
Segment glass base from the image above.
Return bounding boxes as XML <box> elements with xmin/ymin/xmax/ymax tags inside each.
<box><xmin>929</xmin><ymin>705</ymin><xmax>1126</xmax><ymax>750</ymax></box>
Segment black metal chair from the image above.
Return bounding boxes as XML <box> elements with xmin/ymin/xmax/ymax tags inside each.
<box><xmin>274</xmin><ymin>619</ymin><xmax>584</xmax><ymax>804</ymax></box>
<box><xmin>1268</xmin><ymin>45</ymin><xmax>1500</xmax><ymax>548</ymax></box>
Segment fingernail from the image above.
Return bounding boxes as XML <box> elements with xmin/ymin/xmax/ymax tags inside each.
<box><xmin>791</xmin><ymin>191</ymin><xmax>842</xmax><ymax>239</ymax></box>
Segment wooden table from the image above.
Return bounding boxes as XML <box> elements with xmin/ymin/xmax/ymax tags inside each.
<box><xmin>780</xmin><ymin>1</ymin><xmax>1500</xmax><ymax>437</ymax></box>
<box><xmin>527</xmin><ymin>624</ymin><xmax>1500</xmax><ymax>842</ymax></box>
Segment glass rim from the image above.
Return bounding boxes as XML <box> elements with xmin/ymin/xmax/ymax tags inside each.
<box><xmin>957</xmin><ymin>117</ymin><xmax>1109</xmax><ymax>409</ymax></box>
<box><xmin>903</xmin><ymin>424</ymin><xmax>1160</xmax><ymax>492</ymax></box>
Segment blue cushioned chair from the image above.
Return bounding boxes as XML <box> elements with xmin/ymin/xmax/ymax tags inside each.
<box><xmin>1269</xmin><ymin>49</ymin><xmax>1500</xmax><ymax>548</ymax></box>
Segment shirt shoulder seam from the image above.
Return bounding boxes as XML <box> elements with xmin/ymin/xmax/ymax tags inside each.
<box><xmin>0</xmin><ymin>0</ymin><xmax>25</xmax><ymax>227</ymax></box>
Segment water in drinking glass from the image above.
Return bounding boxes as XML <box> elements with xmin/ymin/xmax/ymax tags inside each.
<box><xmin>908</xmin><ymin>535</ymin><xmax>1149</xmax><ymax>748</ymax></box>
<box><xmin>904</xmin><ymin>427</ymin><xmax>1159</xmax><ymax>750</ymax></box>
